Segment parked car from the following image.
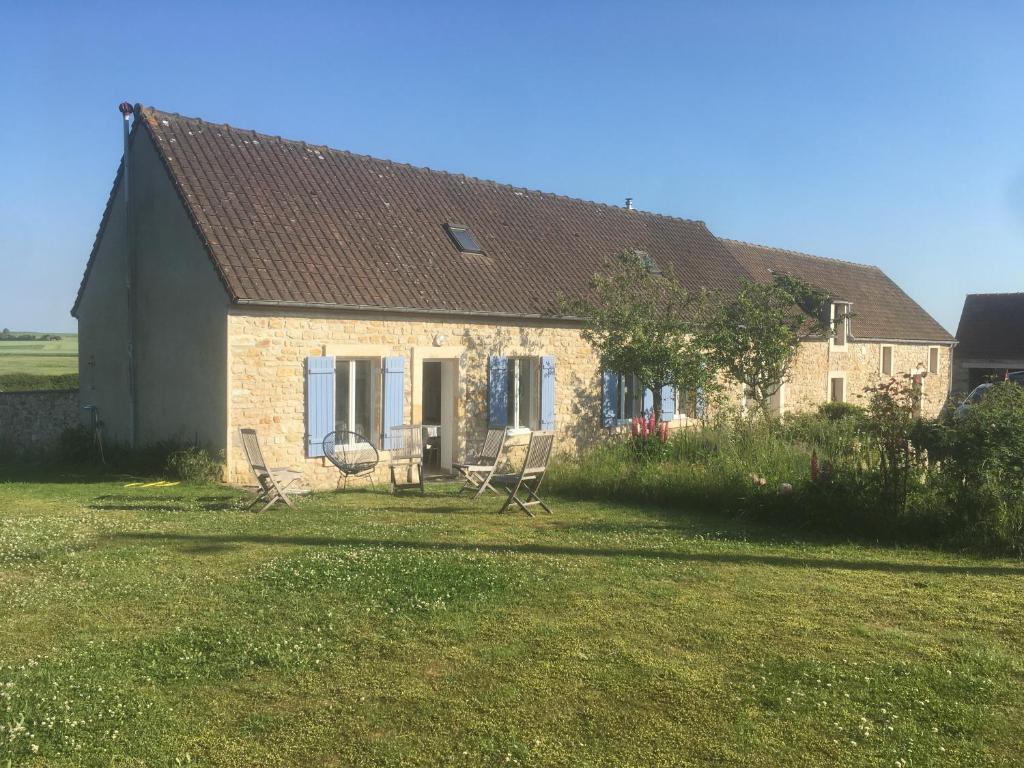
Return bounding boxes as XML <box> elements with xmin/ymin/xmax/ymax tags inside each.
<box><xmin>954</xmin><ymin>372</ymin><xmax>1024</xmax><ymax>418</ymax></box>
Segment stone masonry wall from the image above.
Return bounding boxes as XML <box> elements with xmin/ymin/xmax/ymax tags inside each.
<box><xmin>226</xmin><ymin>312</ymin><xmax>607</xmax><ymax>488</ymax></box>
<box><xmin>784</xmin><ymin>340</ymin><xmax>951</xmax><ymax>418</ymax></box>
<box><xmin>226</xmin><ymin>310</ymin><xmax>953</xmax><ymax>489</ymax></box>
<box><xmin>0</xmin><ymin>390</ymin><xmax>80</xmax><ymax>454</ymax></box>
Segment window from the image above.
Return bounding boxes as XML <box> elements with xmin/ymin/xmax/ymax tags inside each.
<box><xmin>881</xmin><ymin>345</ymin><xmax>893</xmax><ymax>376</ymax></box>
<box><xmin>831</xmin><ymin>302</ymin><xmax>849</xmax><ymax>347</ymax></box>
<box><xmin>505</xmin><ymin>358</ymin><xmax>539</xmax><ymax>430</ymax></box>
<box><xmin>929</xmin><ymin>347</ymin><xmax>939</xmax><ymax>375</ymax></box>
<box><xmin>444</xmin><ymin>223</ymin><xmax>483</xmax><ymax>254</ymax></box>
<box><xmin>336</xmin><ymin>359</ymin><xmax>375</xmax><ymax>440</ymax></box>
<box><xmin>678</xmin><ymin>387</ymin><xmax>698</xmax><ymax>419</ymax></box>
<box><xmin>830</xmin><ymin>376</ymin><xmax>845</xmax><ymax>403</ymax></box>
<box><xmin>620</xmin><ymin>374</ymin><xmax>642</xmax><ymax>420</ymax></box>
<box><xmin>607</xmin><ymin>373</ymin><xmax>643</xmax><ymax>422</ymax></box>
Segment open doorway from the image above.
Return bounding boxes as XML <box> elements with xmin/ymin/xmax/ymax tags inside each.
<box><xmin>421</xmin><ymin>359</ymin><xmax>456</xmax><ymax>475</ymax></box>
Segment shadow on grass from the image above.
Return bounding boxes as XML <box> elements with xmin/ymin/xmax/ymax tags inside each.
<box><xmin>0</xmin><ymin>464</ymin><xmax>141</xmax><ymax>485</ymax></box>
<box><xmin>106</xmin><ymin>532</ymin><xmax>1024</xmax><ymax>577</ymax></box>
<box><xmin>87</xmin><ymin>494</ymin><xmax>242</xmax><ymax>512</ymax></box>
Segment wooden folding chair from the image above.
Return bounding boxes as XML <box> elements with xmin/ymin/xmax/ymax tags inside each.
<box><xmin>454</xmin><ymin>427</ymin><xmax>507</xmax><ymax>498</ymax></box>
<box><xmin>388</xmin><ymin>425</ymin><xmax>425</xmax><ymax>493</ymax></box>
<box><xmin>493</xmin><ymin>431</ymin><xmax>555</xmax><ymax>516</ymax></box>
<box><xmin>238</xmin><ymin>428</ymin><xmax>302</xmax><ymax>512</ymax></box>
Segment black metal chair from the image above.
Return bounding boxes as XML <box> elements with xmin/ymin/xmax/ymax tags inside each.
<box><xmin>322</xmin><ymin>431</ymin><xmax>379</xmax><ymax>489</ymax></box>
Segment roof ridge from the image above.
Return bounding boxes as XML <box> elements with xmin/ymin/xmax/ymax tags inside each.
<box><xmin>966</xmin><ymin>291</ymin><xmax>1024</xmax><ymax>297</ymax></box>
<box><xmin>139</xmin><ymin>104</ymin><xmax>709</xmax><ymax>229</ymax></box>
<box><xmin>720</xmin><ymin>236</ymin><xmax>882</xmax><ymax>271</ymax></box>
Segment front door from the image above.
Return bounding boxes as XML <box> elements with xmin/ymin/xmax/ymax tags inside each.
<box><xmin>422</xmin><ymin>360</ymin><xmax>456</xmax><ymax>473</ymax></box>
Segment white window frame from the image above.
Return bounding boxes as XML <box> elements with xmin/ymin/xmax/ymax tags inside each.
<box><xmin>928</xmin><ymin>346</ymin><xmax>940</xmax><ymax>375</ymax></box>
<box><xmin>830</xmin><ymin>302</ymin><xmax>849</xmax><ymax>349</ymax></box>
<box><xmin>506</xmin><ymin>357</ymin><xmax>539</xmax><ymax>433</ymax></box>
<box><xmin>880</xmin><ymin>345</ymin><xmax>893</xmax><ymax>376</ymax></box>
<box><xmin>828</xmin><ymin>373</ymin><xmax>847</xmax><ymax>403</ymax></box>
<box><xmin>335</xmin><ymin>357</ymin><xmax>380</xmax><ymax>446</ymax></box>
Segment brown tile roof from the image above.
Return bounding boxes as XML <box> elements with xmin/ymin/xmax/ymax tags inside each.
<box><xmin>955</xmin><ymin>293</ymin><xmax>1024</xmax><ymax>361</ymax></box>
<box><xmin>722</xmin><ymin>239</ymin><xmax>954</xmax><ymax>343</ymax></box>
<box><xmin>73</xmin><ymin>105</ymin><xmax>752</xmax><ymax>319</ymax></box>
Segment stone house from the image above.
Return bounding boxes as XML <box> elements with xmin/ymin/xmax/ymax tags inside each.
<box><xmin>724</xmin><ymin>240</ymin><xmax>955</xmax><ymax>417</ymax></box>
<box><xmin>72</xmin><ymin>105</ymin><xmax>954</xmax><ymax>487</ymax></box>
<box><xmin>952</xmin><ymin>293</ymin><xmax>1024</xmax><ymax>393</ymax></box>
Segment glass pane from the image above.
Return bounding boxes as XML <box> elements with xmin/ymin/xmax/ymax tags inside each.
<box><xmin>623</xmin><ymin>375</ymin><xmax>637</xmax><ymax>419</ymax></box>
<box><xmin>422</xmin><ymin>361</ymin><xmax>442</xmax><ymax>425</ymax></box>
<box><xmin>354</xmin><ymin>360</ymin><xmax>372</xmax><ymax>438</ymax></box>
<box><xmin>336</xmin><ymin>360</ymin><xmax>351</xmax><ymax>434</ymax></box>
<box><xmin>506</xmin><ymin>361</ymin><xmax>517</xmax><ymax>426</ymax></box>
<box><xmin>518</xmin><ymin>358</ymin><xmax>532</xmax><ymax>429</ymax></box>
<box><xmin>447</xmin><ymin>225</ymin><xmax>483</xmax><ymax>253</ymax></box>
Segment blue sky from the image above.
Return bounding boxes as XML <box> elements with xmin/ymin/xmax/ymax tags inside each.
<box><xmin>2</xmin><ymin>0</ymin><xmax>1022</xmax><ymax>333</ymax></box>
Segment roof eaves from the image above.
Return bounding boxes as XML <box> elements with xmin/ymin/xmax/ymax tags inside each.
<box><xmin>232</xmin><ymin>297</ymin><xmax>585</xmax><ymax>324</ymax></box>
<box><xmin>70</xmin><ymin>155</ymin><xmax>127</xmax><ymax>318</ymax></box>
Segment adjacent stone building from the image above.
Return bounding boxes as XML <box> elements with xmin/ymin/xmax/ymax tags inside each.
<box><xmin>952</xmin><ymin>293</ymin><xmax>1024</xmax><ymax>394</ymax></box>
<box><xmin>72</xmin><ymin>104</ymin><xmax>955</xmax><ymax>488</ymax></box>
<box><xmin>724</xmin><ymin>240</ymin><xmax>955</xmax><ymax>418</ymax></box>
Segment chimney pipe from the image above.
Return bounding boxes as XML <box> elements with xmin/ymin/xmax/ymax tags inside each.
<box><xmin>625</xmin><ymin>197</ymin><xmax>634</xmax><ymax>210</ymax></box>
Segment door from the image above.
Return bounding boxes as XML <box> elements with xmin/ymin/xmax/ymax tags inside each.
<box><xmin>421</xmin><ymin>359</ymin><xmax>456</xmax><ymax>474</ymax></box>
<box><xmin>439</xmin><ymin>360</ymin><xmax>455</xmax><ymax>472</ymax></box>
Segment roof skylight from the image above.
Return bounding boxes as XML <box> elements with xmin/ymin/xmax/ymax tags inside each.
<box><xmin>444</xmin><ymin>223</ymin><xmax>484</xmax><ymax>254</ymax></box>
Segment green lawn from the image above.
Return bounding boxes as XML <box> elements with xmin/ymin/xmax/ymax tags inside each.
<box><xmin>1</xmin><ymin>472</ymin><xmax>1022</xmax><ymax>766</ymax></box>
<box><xmin>0</xmin><ymin>333</ymin><xmax>77</xmax><ymax>375</ymax></box>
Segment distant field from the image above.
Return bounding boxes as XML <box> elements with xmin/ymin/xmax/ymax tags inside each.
<box><xmin>0</xmin><ymin>332</ymin><xmax>78</xmax><ymax>375</ymax></box>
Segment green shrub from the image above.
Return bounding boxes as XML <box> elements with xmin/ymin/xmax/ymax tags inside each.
<box><xmin>817</xmin><ymin>400</ymin><xmax>865</xmax><ymax>422</ymax></box>
<box><xmin>0</xmin><ymin>373</ymin><xmax>78</xmax><ymax>392</ymax></box>
<box><xmin>550</xmin><ymin>387</ymin><xmax>1024</xmax><ymax>553</ymax></box>
<box><xmin>922</xmin><ymin>382</ymin><xmax>1024</xmax><ymax>553</ymax></box>
<box><xmin>164</xmin><ymin>446</ymin><xmax>224</xmax><ymax>484</ymax></box>
<box><xmin>58</xmin><ymin>425</ymin><xmax>98</xmax><ymax>464</ymax></box>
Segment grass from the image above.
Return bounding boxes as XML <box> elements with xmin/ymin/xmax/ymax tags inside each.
<box><xmin>1</xmin><ymin>469</ymin><xmax>1022</xmax><ymax>766</ymax></box>
<box><xmin>0</xmin><ymin>333</ymin><xmax>77</xmax><ymax>376</ymax></box>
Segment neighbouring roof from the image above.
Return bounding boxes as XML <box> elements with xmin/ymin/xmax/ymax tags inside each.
<box><xmin>955</xmin><ymin>293</ymin><xmax>1024</xmax><ymax>361</ymax></box>
<box><xmin>723</xmin><ymin>239</ymin><xmax>955</xmax><ymax>343</ymax></box>
<box><xmin>74</xmin><ymin>105</ymin><xmax>751</xmax><ymax>319</ymax></box>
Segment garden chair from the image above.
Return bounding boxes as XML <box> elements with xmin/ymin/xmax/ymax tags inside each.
<box><xmin>493</xmin><ymin>431</ymin><xmax>555</xmax><ymax>516</ymax></box>
<box><xmin>239</xmin><ymin>428</ymin><xmax>302</xmax><ymax>512</ymax></box>
<box><xmin>323</xmin><ymin>431</ymin><xmax>380</xmax><ymax>490</ymax></box>
<box><xmin>454</xmin><ymin>427</ymin><xmax>507</xmax><ymax>498</ymax></box>
<box><xmin>387</xmin><ymin>424</ymin><xmax>425</xmax><ymax>493</ymax></box>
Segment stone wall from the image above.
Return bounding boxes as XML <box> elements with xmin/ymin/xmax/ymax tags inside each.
<box><xmin>784</xmin><ymin>340</ymin><xmax>951</xmax><ymax>418</ymax></box>
<box><xmin>225</xmin><ymin>309</ymin><xmax>955</xmax><ymax>489</ymax></box>
<box><xmin>0</xmin><ymin>390</ymin><xmax>80</xmax><ymax>453</ymax></box>
<box><xmin>226</xmin><ymin>311</ymin><xmax>609</xmax><ymax>488</ymax></box>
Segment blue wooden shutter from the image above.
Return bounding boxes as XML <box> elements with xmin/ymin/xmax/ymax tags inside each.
<box><xmin>488</xmin><ymin>356</ymin><xmax>509</xmax><ymax>427</ymax></box>
<box><xmin>602</xmin><ymin>370</ymin><xmax>619</xmax><ymax>427</ymax></box>
<box><xmin>306</xmin><ymin>355</ymin><xmax>335</xmax><ymax>458</ymax></box>
<box><xmin>695</xmin><ymin>384</ymin><xmax>706</xmax><ymax>420</ymax></box>
<box><xmin>642</xmin><ymin>387</ymin><xmax>654</xmax><ymax>416</ymax></box>
<box><xmin>660</xmin><ymin>385</ymin><xmax>676</xmax><ymax>421</ymax></box>
<box><xmin>381</xmin><ymin>355</ymin><xmax>405</xmax><ymax>449</ymax></box>
<box><xmin>539</xmin><ymin>356</ymin><xmax>556</xmax><ymax>431</ymax></box>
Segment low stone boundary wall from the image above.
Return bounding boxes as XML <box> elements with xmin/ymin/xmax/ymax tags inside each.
<box><xmin>0</xmin><ymin>390</ymin><xmax>80</xmax><ymax>453</ymax></box>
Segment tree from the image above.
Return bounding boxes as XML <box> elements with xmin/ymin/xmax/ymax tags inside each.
<box><xmin>564</xmin><ymin>249</ymin><xmax>716</xmax><ymax>420</ymax></box>
<box><xmin>705</xmin><ymin>274</ymin><xmax>832</xmax><ymax>418</ymax></box>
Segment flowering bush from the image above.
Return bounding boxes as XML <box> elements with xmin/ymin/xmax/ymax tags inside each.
<box><xmin>629</xmin><ymin>413</ymin><xmax>669</xmax><ymax>459</ymax></box>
